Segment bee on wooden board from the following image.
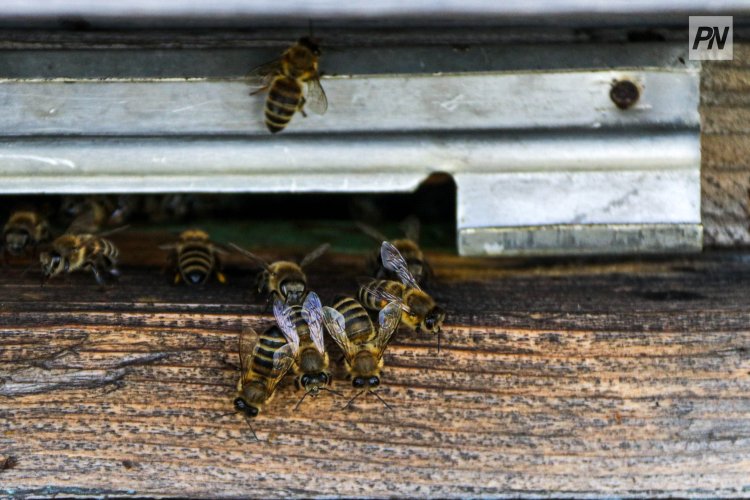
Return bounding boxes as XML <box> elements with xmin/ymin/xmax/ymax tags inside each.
<box><xmin>273</xmin><ymin>292</ymin><xmax>341</xmax><ymax>408</ymax></box>
<box><xmin>230</xmin><ymin>243</ymin><xmax>330</xmax><ymax>306</ymax></box>
<box><xmin>2</xmin><ymin>210</ymin><xmax>50</xmax><ymax>258</ymax></box>
<box><xmin>247</xmin><ymin>36</ymin><xmax>328</xmax><ymax>133</ymax></box>
<box><xmin>159</xmin><ymin>229</ymin><xmax>228</xmax><ymax>286</ymax></box>
<box><xmin>39</xmin><ymin>232</ymin><xmax>121</xmax><ymax>285</ymax></box>
<box><xmin>234</xmin><ymin>322</ymin><xmax>298</xmax><ymax>438</ymax></box>
<box><xmin>358</xmin><ymin>216</ymin><xmax>432</xmax><ymax>285</ymax></box>
<box><xmin>321</xmin><ymin>296</ymin><xmax>402</xmax><ymax>409</ymax></box>
<box><xmin>359</xmin><ymin>241</ymin><xmax>446</xmax><ymax>345</ymax></box>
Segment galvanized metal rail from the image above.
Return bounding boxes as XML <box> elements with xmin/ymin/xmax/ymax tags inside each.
<box><xmin>0</xmin><ymin>40</ymin><xmax>700</xmax><ymax>255</ymax></box>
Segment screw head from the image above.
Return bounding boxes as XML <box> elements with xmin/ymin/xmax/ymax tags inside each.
<box><xmin>610</xmin><ymin>80</ymin><xmax>640</xmax><ymax>110</ymax></box>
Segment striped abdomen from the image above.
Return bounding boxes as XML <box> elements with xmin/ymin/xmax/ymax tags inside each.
<box><xmin>265</xmin><ymin>76</ymin><xmax>303</xmax><ymax>133</ymax></box>
<box><xmin>332</xmin><ymin>296</ymin><xmax>376</xmax><ymax>345</ymax></box>
<box><xmin>358</xmin><ymin>280</ymin><xmax>405</xmax><ymax>312</ymax></box>
<box><xmin>86</xmin><ymin>237</ymin><xmax>119</xmax><ymax>267</ymax></box>
<box><xmin>247</xmin><ymin>325</ymin><xmax>288</xmax><ymax>381</ymax></box>
<box><xmin>177</xmin><ymin>243</ymin><xmax>214</xmax><ymax>285</ymax></box>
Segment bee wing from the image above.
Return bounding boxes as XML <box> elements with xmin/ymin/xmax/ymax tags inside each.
<box><xmin>375</xmin><ymin>301</ymin><xmax>402</xmax><ymax>353</ymax></box>
<box><xmin>400</xmin><ymin>216</ymin><xmax>421</xmax><ymax>243</ymax></box>
<box><xmin>357</xmin><ymin>277</ymin><xmax>412</xmax><ymax>315</ymax></box>
<box><xmin>299</xmin><ymin>243</ymin><xmax>330</xmax><ymax>268</ymax></box>
<box><xmin>229</xmin><ymin>243</ymin><xmax>269</xmax><ymax>270</ymax></box>
<box><xmin>381</xmin><ymin>241</ymin><xmax>422</xmax><ymax>291</ymax></box>
<box><xmin>304</xmin><ymin>77</ymin><xmax>328</xmax><ymax>115</ymax></box>
<box><xmin>322</xmin><ymin>306</ymin><xmax>358</xmax><ymax>362</ymax></box>
<box><xmin>157</xmin><ymin>243</ymin><xmax>177</xmax><ymax>251</ymax></box>
<box><xmin>238</xmin><ymin>327</ymin><xmax>262</xmax><ymax>375</ymax></box>
<box><xmin>273</xmin><ymin>299</ymin><xmax>300</xmax><ymax>353</ymax></box>
<box><xmin>265</xmin><ymin>342</ymin><xmax>296</xmax><ymax>395</ymax></box>
<box><xmin>301</xmin><ymin>292</ymin><xmax>326</xmax><ymax>355</ymax></box>
<box><xmin>245</xmin><ymin>59</ymin><xmax>282</xmax><ymax>89</ymax></box>
<box><xmin>356</xmin><ymin>222</ymin><xmax>388</xmax><ymax>243</ymax></box>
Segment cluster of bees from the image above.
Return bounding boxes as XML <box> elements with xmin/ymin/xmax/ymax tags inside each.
<box><xmin>2</xmin><ymin>201</ymin><xmax>446</xmax><ymax>432</ymax></box>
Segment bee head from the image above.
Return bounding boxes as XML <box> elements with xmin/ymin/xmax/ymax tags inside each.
<box><xmin>422</xmin><ymin>306</ymin><xmax>446</xmax><ymax>334</ymax></box>
<box><xmin>4</xmin><ymin>229</ymin><xmax>30</xmax><ymax>255</ymax></box>
<box><xmin>280</xmin><ymin>280</ymin><xmax>306</xmax><ymax>305</ymax></box>
<box><xmin>298</xmin><ymin>36</ymin><xmax>321</xmax><ymax>56</ymax></box>
<box><xmin>352</xmin><ymin>375</ymin><xmax>380</xmax><ymax>389</ymax></box>
<box><xmin>299</xmin><ymin>372</ymin><xmax>330</xmax><ymax>394</ymax></box>
<box><xmin>40</xmin><ymin>251</ymin><xmax>65</xmax><ymax>277</ymax></box>
<box><xmin>233</xmin><ymin>397</ymin><xmax>259</xmax><ymax>418</ymax></box>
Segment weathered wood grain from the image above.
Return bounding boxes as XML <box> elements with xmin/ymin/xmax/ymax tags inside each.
<box><xmin>702</xmin><ymin>42</ymin><xmax>750</xmax><ymax>246</ymax></box>
<box><xmin>1</xmin><ymin>238</ymin><xmax>749</xmax><ymax>498</ymax></box>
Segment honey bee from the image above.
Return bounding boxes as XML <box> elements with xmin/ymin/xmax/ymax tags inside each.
<box><xmin>358</xmin><ymin>241</ymin><xmax>445</xmax><ymax>342</ymax></box>
<box><xmin>248</xmin><ymin>36</ymin><xmax>328</xmax><ymax>133</ymax></box>
<box><xmin>2</xmin><ymin>210</ymin><xmax>50</xmax><ymax>257</ymax></box>
<box><xmin>321</xmin><ymin>296</ymin><xmax>402</xmax><ymax>409</ymax></box>
<box><xmin>159</xmin><ymin>229</ymin><xmax>228</xmax><ymax>286</ymax></box>
<box><xmin>358</xmin><ymin>216</ymin><xmax>431</xmax><ymax>285</ymax></box>
<box><xmin>61</xmin><ymin>195</ymin><xmax>114</xmax><ymax>234</ymax></box>
<box><xmin>230</xmin><ymin>243</ymin><xmax>330</xmax><ymax>306</ymax></box>
<box><xmin>273</xmin><ymin>292</ymin><xmax>339</xmax><ymax>408</ymax></box>
<box><xmin>39</xmin><ymin>233</ymin><xmax>120</xmax><ymax>285</ymax></box>
<box><xmin>234</xmin><ymin>323</ymin><xmax>298</xmax><ymax>436</ymax></box>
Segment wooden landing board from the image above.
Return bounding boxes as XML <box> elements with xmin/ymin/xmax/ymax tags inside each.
<box><xmin>1</xmin><ymin>242</ymin><xmax>749</xmax><ymax>497</ymax></box>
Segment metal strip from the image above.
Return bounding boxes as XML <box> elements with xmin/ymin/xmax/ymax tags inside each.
<box><xmin>0</xmin><ymin>70</ymin><xmax>699</xmax><ymax>136</ymax></box>
<box><xmin>459</xmin><ymin>224</ymin><xmax>703</xmax><ymax>256</ymax></box>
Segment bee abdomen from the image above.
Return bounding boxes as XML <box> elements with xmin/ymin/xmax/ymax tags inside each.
<box><xmin>251</xmin><ymin>326</ymin><xmax>287</xmax><ymax>378</ymax></box>
<box><xmin>333</xmin><ymin>296</ymin><xmax>374</xmax><ymax>343</ymax></box>
<box><xmin>265</xmin><ymin>76</ymin><xmax>302</xmax><ymax>134</ymax></box>
<box><xmin>178</xmin><ymin>244</ymin><xmax>214</xmax><ymax>285</ymax></box>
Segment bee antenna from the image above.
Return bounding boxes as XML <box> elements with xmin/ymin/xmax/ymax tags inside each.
<box><xmin>437</xmin><ymin>330</ymin><xmax>442</xmax><ymax>354</ymax></box>
<box><xmin>308</xmin><ymin>19</ymin><xmax>313</xmax><ymax>38</ymax></box>
<box><xmin>321</xmin><ymin>387</ymin><xmax>344</xmax><ymax>398</ymax></box>
<box><xmin>343</xmin><ymin>390</ymin><xmax>364</xmax><ymax>410</ymax></box>
<box><xmin>369</xmin><ymin>390</ymin><xmax>393</xmax><ymax>412</ymax></box>
<box><xmin>294</xmin><ymin>391</ymin><xmax>310</xmax><ymax>411</ymax></box>
<box><xmin>243</xmin><ymin>415</ymin><xmax>260</xmax><ymax>442</ymax></box>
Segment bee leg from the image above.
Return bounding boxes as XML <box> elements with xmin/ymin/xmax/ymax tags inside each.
<box><xmin>216</xmin><ymin>271</ymin><xmax>227</xmax><ymax>284</ymax></box>
<box><xmin>299</xmin><ymin>97</ymin><xmax>308</xmax><ymax>118</ymax></box>
<box><xmin>249</xmin><ymin>85</ymin><xmax>268</xmax><ymax>96</ymax></box>
<box><xmin>90</xmin><ymin>265</ymin><xmax>107</xmax><ymax>286</ymax></box>
<box><xmin>173</xmin><ymin>273</ymin><xmax>182</xmax><ymax>285</ymax></box>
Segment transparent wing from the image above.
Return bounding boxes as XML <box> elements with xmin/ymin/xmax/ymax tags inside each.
<box><xmin>302</xmin><ymin>292</ymin><xmax>326</xmax><ymax>355</ymax></box>
<box><xmin>238</xmin><ymin>327</ymin><xmax>262</xmax><ymax>376</ymax></box>
<box><xmin>265</xmin><ymin>343</ymin><xmax>296</xmax><ymax>394</ymax></box>
<box><xmin>299</xmin><ymin>243</ymin><xmax>330</xmax><ymax>268</ymax></box>
<box><xmin>304</xmin><ymin>78</ymin><xmax>328</xmax><ymax>115</ymax></box>
<box><xmin>375</xmin><ymin>301</ymin><xmax>402</xmax><ymax>353</ymax></box>
<box><xmin>245</xmin><ymin>59</ymin><xmax>282</xmax><ymax>89</ymax></box>
<box><xmin>273</xmin><ymin>299</ymin><xmax>300</xmax><ymax>353</ymax></box>
<box><xmin>356</xmin><ymin>222</ymin><xmax>388</xmax><ymax>243</ymax></box>
<box><xmin>322</xmin><ymin>306</ymin><xmax>358</xmax><ymax>361</ymax></box>
<box><xmin>400</xmin><ymin>216</ymin><xmax>421</xmax><ymax>243</ymax></box>
<box><xmin>381</xmin><ymin>241</ymin><xmax>422</xmax><ymax>291</ymax></box>
<box><xmin>229</xmin><ymin>243</ymin><xmax>269</xmax><ymax>270</ymax></box>
<box><xmin>357</xmin><ymin>277</ymin><xmax>412</xmax><ymax>315</ymax></box>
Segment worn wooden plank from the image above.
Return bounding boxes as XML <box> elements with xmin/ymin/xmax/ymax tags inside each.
<box><xmin>1</xmin><ymin>235</ymin><xmax>749</xmax><ymax>498</ymax></box>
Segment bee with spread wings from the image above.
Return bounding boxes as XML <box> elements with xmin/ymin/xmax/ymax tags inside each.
<box><xmin>358</xmin><ymin>241</ymin><xmax>445</xmax><ymax>345</ymax></box>
<box><xmin>247</xmin><ymin>36</ymin><xmax>328</xmax><ymax>133</ymax></box>
<box><xmin>321</xmin><ymin>296</ymin><xmax>402</xmax><ymax>409</ymax></box>
<box><xmin>273</xmin><ymin>292</ymin><xmax>340</xmax><ymax>409</ymax></box>
<box><xmin>358</xmin><ymin>216</ymin><xmax>432</xmax><ymax>285</ymax></box>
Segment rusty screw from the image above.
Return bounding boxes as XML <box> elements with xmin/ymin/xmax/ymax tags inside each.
<box><xmin>610</xmin><ymin>80</ymin><xmax>640</xmax><ymax>110</ymax></box>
